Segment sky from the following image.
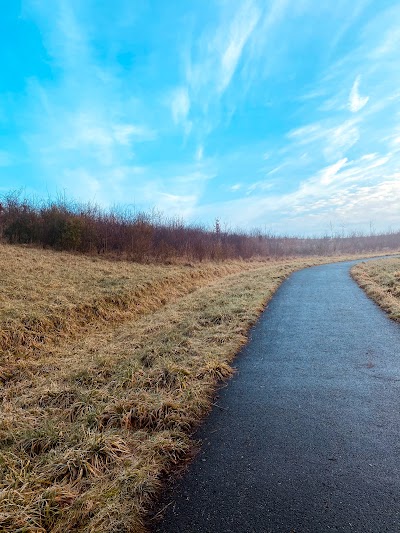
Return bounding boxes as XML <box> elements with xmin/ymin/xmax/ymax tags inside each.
<box><xmin>1</xmin><ymin>0</ymin><xmax>400</xmax><ymax>235</ymax></box>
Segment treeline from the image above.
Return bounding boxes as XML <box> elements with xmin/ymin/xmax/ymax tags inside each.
<box><xmin>0</xmin><ymin>192</ymin><xmax>399</xmax><ymax>261</ymax></box>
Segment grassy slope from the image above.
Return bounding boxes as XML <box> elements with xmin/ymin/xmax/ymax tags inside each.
<box><xmin>351</xmin><ymin>257</ymin><xmax>400</xmax><ymax>321</ymax></box>
<box><xmin>0</xmin><ymin>244</ymin><xmax>261</xmax><ymax>367</ymax></box>
<box><xmin>0</xmin><ymin>245</ymin><xmax>395</xmax><ymax>532</ymax></box>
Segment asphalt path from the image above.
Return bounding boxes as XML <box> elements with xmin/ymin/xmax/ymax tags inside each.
<box><xmin>154</xmin><ymin>259</ymin><xmax>400</xmax><ymax>533</ymax></box>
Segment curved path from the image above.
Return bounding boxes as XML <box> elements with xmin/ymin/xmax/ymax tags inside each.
<box><xmin>154</xmin><ymin>260</ymin><xmax>400</xmax><ymax>533</ymax></box>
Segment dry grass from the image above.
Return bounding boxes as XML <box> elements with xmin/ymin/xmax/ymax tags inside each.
<box><xmin>0</xmin><ymin>243</ymin><xmax>262</xmax><ymax>367</ymax></box>
<box><xmin>351</xmin><ymin>257</ymin><xmax>400</xmax><ymax>321</ymax></box>
<box><xmin>0</xmin><ymin>244</ymin><xmax>395</xmax><ymax>532</ymax></box>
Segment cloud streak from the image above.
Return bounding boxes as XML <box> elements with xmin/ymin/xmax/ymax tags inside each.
<box><xmin>217</xmin><ymin>0</ymin><xmax>261</xmax><ymax>93</ymax></box>
<box><xmin>170</xmin><ymin>87</ymin><xmax>191</xmax><ymax>130</ymax></box>
<box><xmin>349</xmin><ymin>75</ymin><xmax>369</xmax><ymax>112</ymax></box>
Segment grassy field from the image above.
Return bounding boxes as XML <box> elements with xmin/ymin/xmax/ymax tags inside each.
<box><xmin>351</xmin><ymin>257</ymin><xmax>400</xmax><ymax>321</ymax></box>
<box><xmin>0</xmin><ymin>244</ymin><xmax>395</xmax><ymax>532</ymax></box>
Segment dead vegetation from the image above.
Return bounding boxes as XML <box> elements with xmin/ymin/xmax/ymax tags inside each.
<box><xmin>0</xmin><ymin>244</ymin><xmax>396</xmax><ymax>532</ymax></box>
<box><xmin>351</xmin><ymin>257</ymin><xmax>400</xmax><ymax>321</ymax></box>
<box><xmin>0</xmin><ymin>243</ymin><xmax>257</xmax><ymax>365</ymax></box>
<box><xmin>2</xmin><ymin>191</ymin><xmax>400</xmax><ymax>262</ymax></box>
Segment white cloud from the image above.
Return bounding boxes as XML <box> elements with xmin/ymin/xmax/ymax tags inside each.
<box><xmin>192</xmin><ymin>146</ymin><xmax>400</xmax><ymax>235</ymax></box>
<box><xmin>349</xmin><ymin>75</ymin><xmax>369</xmax><ymax>112</ymax></box>
<box><xmin>28</xmin><ymin>0</ymin><xmax>91</xmax><ymax>75</ymax></box>
<box><xmin>383</xmin><ymin>130</ymin><xmax>400</xmax><ymax>151</ymax></box>
<box><xmin>246</xmin><ymin>180</ymin><xmax>274</xmax><ymax>195</ymax></box>
<box><xmin>360</xmin><ymin>153</ymin><xmax>378</xmax><ymax>161</ymax></box>
<box><xmin>319</xmin><ymin>158</ymin><xmax>348</xmax><ymax>185</ymax></box>
<box><xmin>370</xmin><ymin>30</ymin><xmax>399</xmax><ymax>59</ymax></box>
<box><xmin>182</xmin><ymin>0</ymin><xmax>263</xmax><ymax>135</ymax></box>
<box><xmin>68</xmin><ymin>116</ymin><xmax>113</xmax><ymax>149</ymax></box>
<box><xmin>63</xmin><ymin>168</ymin><xmax>102</xmax><ymax>197</ymax></box>
<box><xmin>288</xmin><ymin>119</ymin><xmax>360</xmax><ymax>160</ymax></box>
<box><xmin>195</xmin><ymin>145</ymin><xmax>204</xmax><ymax>161</ymax></box>
<box><xmin>170</xmin><ymin>86</ymin><xmax>192</xmax><ymax>136</ymax></box>
<box><xmin>244</xmin><ymin>0</ymin><xmax>290</xmax><ymax>80</ymax></box>
<box><xmin>323</xmin><ymin>120</ymin><xmax>360</xmax><ymax>159</ymax></box>
<box><xmin>137</xmin><ymin>167</ymin><xmax>215</xmax><ymax>219</ymax></box>
<box><xmin>267</xmin><ymin>163</ymin><xmax>287</xmax><ymax>176</ymax></box>
<box><xmin>47</xmin><ymin>111</ymin><xmax>155</xmax><ymax>167</ymax></box>
<box><xmin>288</xmin><ymin>122</ymin><xmax>325</xmax><ymax>143</ymax></box>
<box><xmin>157</xmin><ymin>192</ymin><xmax>198</xmax><ymax>216</ymax></box>
<box><xmin>218</xmin><ymin>0</ymin><xmax>261</xmax><ymax>93</ymax></box>
<box><xmin>113</xmin><ymin>124</ymin><xmax>155</xmax><ymax>144</ymax></box>
<box><xmin>171</xmin><ymin>87</ymin><xmax>190</xmax><ymax>124</ymax></box>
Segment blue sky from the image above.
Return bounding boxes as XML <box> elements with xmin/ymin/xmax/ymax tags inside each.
<box><xmin>1</xmin><ymin>0</ymin><xmax>400</xmax><ymax>235</ymax></box>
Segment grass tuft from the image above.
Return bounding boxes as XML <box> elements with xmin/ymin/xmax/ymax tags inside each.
<box><xmin>20</xmin><ymin>426</ymin><xmax>63</xmax><ymax>457</ymax></box>
<box><xmin>47</xmin><ymin>432</ymin><xmax>131</xmax><ymax>483</ymax></box>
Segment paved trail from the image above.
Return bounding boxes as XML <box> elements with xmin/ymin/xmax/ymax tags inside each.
<box><xmin>155</xmin><ymin>260</ymin><xmax>400</xmax><ymax>533</ymax></box>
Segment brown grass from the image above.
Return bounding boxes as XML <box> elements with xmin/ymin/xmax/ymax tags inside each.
<box><xmin>1</xmin><ymin>244</ymin><xmax>397</xmax><ymax>532</ymax></box>
<box><xmin>351</xmin><ymin>257</ymin><xmax>400</xmax><ymax>321</ymax></box>
<box><xmin>0</xmin><ymin>243</ymin><xmax>264</xmax><ymax>366</ymax></box>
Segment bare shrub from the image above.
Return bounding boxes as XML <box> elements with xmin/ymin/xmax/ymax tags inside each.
<box><xmin>2</xmin><ymin>190</ymin><xmax>399</xmax><ymax>262</ymax></box>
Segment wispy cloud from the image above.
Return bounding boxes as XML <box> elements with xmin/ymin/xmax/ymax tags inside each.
<box><xmin>217</xmin><ymin>0</ymin><xmax>261</xmax><ymax>93</ymax></box>
<box><xmin>193</xmin><ymin>149</ymin><xmax>400</xmax><ymax>234</ymax></box>
<box><xmin>288</xmin><ymin>119</ymin><xmax>360</xmax><ymax>161</ymax></box>
<box><xmin>113</xmin><ymin>124</ymin><xmax>155</xmax><ymax>144</ymax></box>
<box><xmin>170</xmin><ymin>87</ymin><xmax>191</xmax><ymax>133</ymax></box>
<box><xmin>186</xmin><ymin>0</ymin><xmax>261</xmax><ymax>95</ymax></box>
<box><xmin>319</xmin><ymin>158</ymin><xmax>348</xmax><ymax>185</ymax></box>
<box><xmin>195</xmin><ymin>145</ymin><xmax>204</xmax><ymax>162</ymax></box>
<box><xmin>180</xmin><ymin>0</ymin><xmax>264</xmax><ymax>141</ymax></box>
<box><xmin>18</xmin><ymin>1</ymin><xmax>162</xmax><ymax>201</ymax></box>
<box><xmin>349</xmin><ymin>75</ymin><xmax>369</xmax><ymax>112</ymax></box>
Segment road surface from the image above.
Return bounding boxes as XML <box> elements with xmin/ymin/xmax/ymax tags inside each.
<box><xmin>154</xmin><ymin>260</ymin><xmax>400</xmax><ymax>533</ymax></box>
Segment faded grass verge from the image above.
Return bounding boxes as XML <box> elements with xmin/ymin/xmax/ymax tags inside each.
<box><xmin>0</xmin><ymin>243</ymin><xmax>263</xmax><ymax>369</ymax></box>
<box><xmin>1</xmin><ymin>246</ymin><xmax>397</xmax><ymax>532</ymax></box>
<box><xmin>351</xmin><ymin>257</ymin><xmax>400</xmax><ymax>322</ymax></box>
